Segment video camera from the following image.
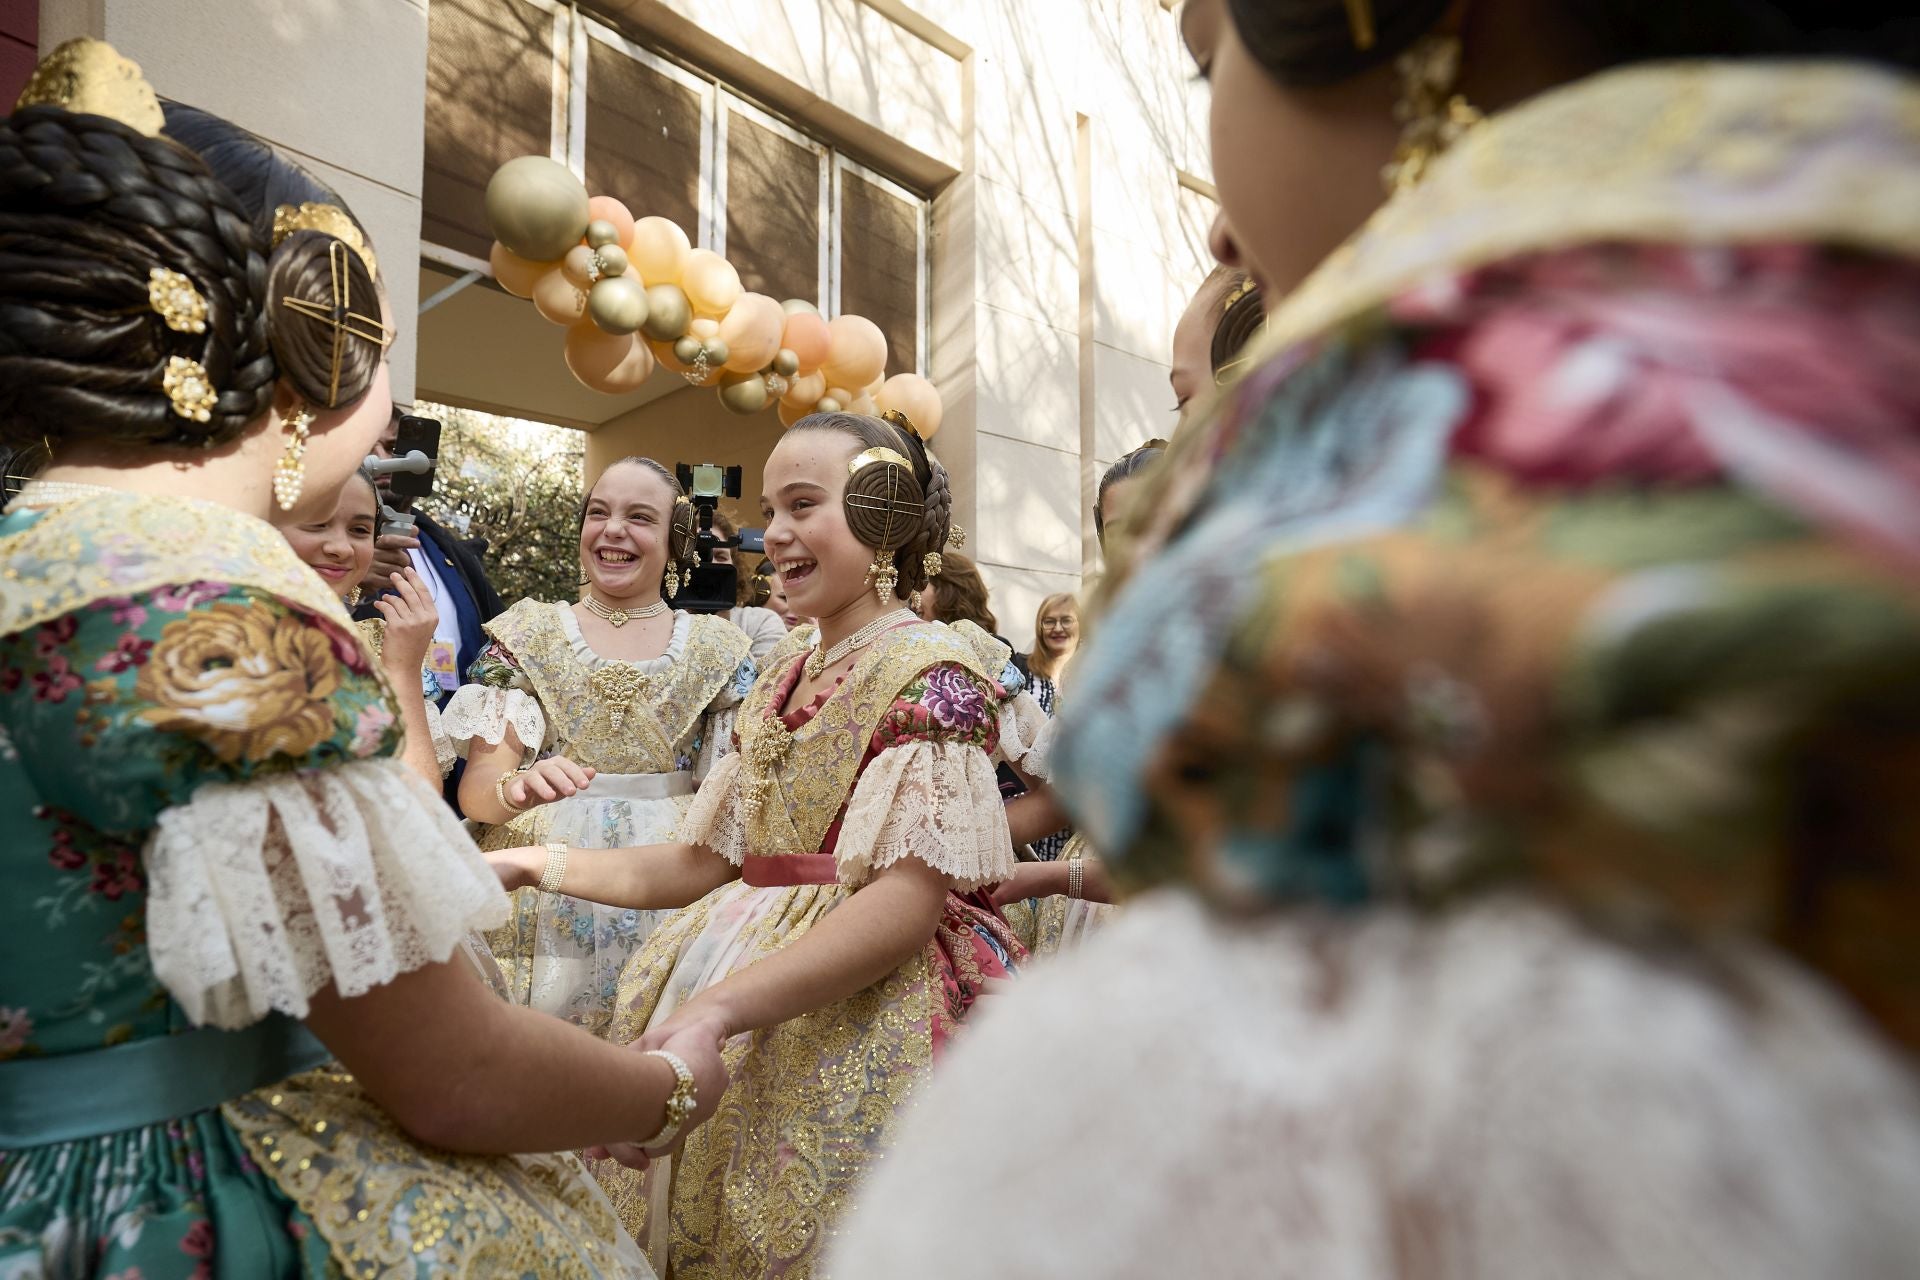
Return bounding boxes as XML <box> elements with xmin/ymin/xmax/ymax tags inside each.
<box><xmin>674</xmin><ymin>462</ymin><xmax>744</xmax><ymax>616</ymax></box>
<box><xmin>363</xmin><ymin>414</ymin><xmax>440</xmax><ymax>534</ymax></box>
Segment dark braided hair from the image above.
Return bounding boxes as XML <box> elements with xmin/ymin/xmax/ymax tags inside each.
<box><xmin>790</xmin><ymin>410</ymin><xmax>953</xmax><ymax>600</ymax></box>
<box><xmin>1226</xmin><ymin>0</ymin><xmax>1920</xmax><ymax>88</ymax></box>
<box><xmin>1095</xmin><ymin>438</ymin><xmax>1170</xmax><ymax>548</ymax></box>
<box><xmin>0</xmin><ymin>100</ymin><xmax>385</xmax><ymax>451</ymax></box>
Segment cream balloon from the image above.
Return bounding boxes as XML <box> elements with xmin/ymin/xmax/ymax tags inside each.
<box><xmin>873</xmin><ymin>372</ymin><xmax>945</xmax><ymax>439</ymax></box>
<box><xmin>780</xmin><ymin>370</ymin><xmax>826</xmax><ymax>410</ymax></box>
<box><xmin>821</xmin><ymin>314</ymin><xmax>887</xmax><ymax>389</ymax></box>
<box><xmin>848</xmin><ymin>393</ymin><xmax>877</xmax><ymax>416</ymax></box>
<box><xmin>718</xmin><ymin>293</ymin><xmax>785</xmax><ymax>373</ymax></box>
<box><xmin>628</xmin><ymin>216</ymin><xmax>691</xmax><ymax>284</ymax></box>
<box><xmin>682</xmin><ymin>249</ymin><xmax>743</xmax><ymax>316</ymax></box>
<box><xmin>780</xmin><ymin>311</ymin><xmax>831</xmax><ymax>374</ymax></box>
<box><xmin>531</xmin><ymin>268</ymin><xmax>587</xmax><ymax>326</ymax></box>
<box><xmin>485</xmin><ymin>155</ymin><xmax>590</xmax><ymax>262</ymax></box>
<box><xmin>689</xmin><ymin>317</ymin><xmax>720</xmax><ymax>341</ymax></box>
<box><xmin>781</xmin><ymin>298</ymin><xmax>820</xmax><ymax>316</ymax></box>
<box><xmin>586</xmin><ymin>196</ymin><xmax>636</xmax><ymax>247</ymax></box>
<box><xmin>777</xmin><ymin>398</ymin><xmax>807</xmax><ymax>428</ymax></box>
<box><xmin>565</xmin><ymin>323</ymin><xmax>656</xmax><ymax>394</ymax></box>
<box><xmin>489</xmin><ymin>242</ymin><xmax>552</xmax><ymax>299</ymax></box>
<box><xmin>561</xmin><ymin>244</ymin><xmax>599</xmax><ymax>289</ymax></box>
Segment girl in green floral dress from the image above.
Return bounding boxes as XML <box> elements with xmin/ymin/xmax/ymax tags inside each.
<box><xmin>0</xmin><ymin>40</ymin><xmax>726</xmax><ymax>1279</ymax></box>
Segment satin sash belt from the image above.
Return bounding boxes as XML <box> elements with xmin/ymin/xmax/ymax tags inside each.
<box><xmin>0</xmin><ymin>1014</ymin><xmax>330</xmax><ymax>1148</ymax></box>
<box><xmin>583</xmin><ymin>770</ymin><xmax>696</xmax><ymax>801</ymax></box>
<box><xmin>741</xmin><ymin>853</ymin><xmax>841</xmax><ymax>887</ymax></box>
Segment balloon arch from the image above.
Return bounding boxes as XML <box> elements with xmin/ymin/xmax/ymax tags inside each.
<box><xmin>483</xmin><ymin>155</ymin><xmax>944</xmax><ymax>438</ymax></box>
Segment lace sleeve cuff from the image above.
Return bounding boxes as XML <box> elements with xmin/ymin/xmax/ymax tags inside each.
<box><xmin>836</xmin><ymin>739</ymin><xmax>1015</xmax><ymax>890</ymax></box>
<box><xmin>440</xmin><ymin>684</ymin><xmax>546</xmax><ymax>759</ymax></box>
<box><xmin>996</xmin><ymin>689</ymin><xmax>1054</xmax><ymax>778</ymax></box>
<box><xmin>425</xmin><ymin>701</ymin><xmax>457</xmax><ymax>778</ymax></box>
<box><xmin>146</xmin><ymin>757</ymin><xmax>511</xmax><ymax>1029</ymax></box>
<box><xmin>679</xmin><ymin>751</ymin><xmax>748</xmax><ymax>865</ymax></box>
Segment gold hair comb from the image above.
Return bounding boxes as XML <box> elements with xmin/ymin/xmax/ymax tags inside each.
<box><xmin>879</xmin><ymin>408</ymin><xmax>921</xmax><ymax>440</ymax></box>
<box><xmin>162</xmin><ymin>356</ymin><xmax>217</xmax><ymax>423</ymax></box>
<box><xmin>279</xmin><ymin>239</ymin><xmax>392</xmax><ymax>407</ymax></box>
<box><xmin>148</xmin><ymin>267</ymin><xmax>207</xmax><ymax>334</ymax></box>
<box><xmin>849</xmin><ymin>446</ymin><xmax>913</xmax><ymax>476</ymax></box>
<box><xmin>14</xmin><ymin>38</ymin><xmax>163</xmax><ymax>137</ymax></box>
<box><xmin>272</xmin><ymin>202</ymin><xmax>380</xmax><ymax>281</ymax></box>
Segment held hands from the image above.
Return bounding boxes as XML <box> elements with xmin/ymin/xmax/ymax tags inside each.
<box><xmin>501</xmin><ymin>757</ymin><xmax>595</xmax><ymax>812</ymax></box>
<box><xmin>371</xmin><ymin>568</ymin><xmax>438</xmax><ymax>677</ymax></box>
<box><xmin>589</xmin><ymin>1011</ymin><xmax>732</xmax><ymax>1171</ymax></box>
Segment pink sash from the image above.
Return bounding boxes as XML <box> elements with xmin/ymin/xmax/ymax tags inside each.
<box><xmin>741</xmin><ymin>853</ymin><xmax>840</xmax><ymax>887</ymax></box>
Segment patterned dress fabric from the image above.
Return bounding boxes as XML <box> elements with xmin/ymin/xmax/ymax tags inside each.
<box><xmin>0</xmin><ymin>492</ymin><xmax>648</xmax><ymax>1278</ymax></box>
<box><xmin>594</xmin><ymin>620</ymin><xmax>1031</xmax><ymax>1279</ymax></box>
<box><xmin>833</xmin><ymin>61</ymin><xmax>1920</xmax><ymax>1279</ymax></box>
<box><xmin>442</xmin><ymin>602</ymin><xmax>753</xmax><ymax>1036</ymax></box>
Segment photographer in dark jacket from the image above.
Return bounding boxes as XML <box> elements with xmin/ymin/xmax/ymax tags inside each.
<box><xmin>355</xmin><ymin>405</ymin><xmax>503</xmax><ymax>704</ymax></box>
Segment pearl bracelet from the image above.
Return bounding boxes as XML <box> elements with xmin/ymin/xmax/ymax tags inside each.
<box><xmin>1067</xmin><ymin>857</ymin><xmax>1084</xmax><ymax>901</ymax></box>
<box><xmin>641</xmin><ymin>1048</ymin><xmax>697</xmax><ymax>1149</ymax></box>
<box><xmin>495</xmin><ymin>765</ymin><xmax>531</xmax><ymax>814</ymax></box>
<box><xmin>538</xmin><ymin>841</ymin><xmax>569</xmax><ymax>894</ymax></box>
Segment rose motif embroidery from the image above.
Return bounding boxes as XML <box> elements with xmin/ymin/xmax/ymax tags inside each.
<box><xmin>921</xmin><ymin>665</ymin><xmax>989</xmax><ymax>730</ymax></box>
<box><xmin>135</xmin><ymin>601</ymin><xmax>339</xmax><ymax>763</ymax></box>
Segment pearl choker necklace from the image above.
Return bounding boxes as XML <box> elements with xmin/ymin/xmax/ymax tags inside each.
<box><xmin>804</xmin><ymin>609</ymin><xmax>916</xmax><ymax>680</ymax></box>
<box><xmin>582</xmin><ymin>594</ymin><xmax>668</xmax><ymax>627</ymax></box>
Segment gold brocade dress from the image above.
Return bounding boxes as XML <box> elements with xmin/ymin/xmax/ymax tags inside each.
<box><xmin>442</xmin><ymin>601</ymin><xmax>753</xmax><ymax>1035</ymax></box>
<box><xmin>595</xmin><ymin>619</ymin><xmax>1037</xmax><ymax>1279</ymax></box>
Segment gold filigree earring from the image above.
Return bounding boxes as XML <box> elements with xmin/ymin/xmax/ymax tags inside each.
<box><xmin>1382</xmin><ymin>33</ymin><xmax>1482</xmax><ymax>195</ymax></box>
<box><xmin>272</xmin><ymin>404</ymin><xmax>315</xmax><ymax>511</ymax></box>
<box><xmin>665</xmin><ymin>564</ymin><xmax>680</xmax><ymax>600</ymax></box>
<box><xmin>867</xmin><ymin>549</ymin><xmax>899</xmax><ymax>604</ymax></box>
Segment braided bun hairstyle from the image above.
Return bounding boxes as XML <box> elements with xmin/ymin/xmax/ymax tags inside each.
<box><xmin>790</xmin><ymin>410</ymin><xmax>952</xmax><ymax>600</ymax></box>
<box><xmin>0</xmin><ymin>96</ymin><xmax>384</xmax><ymax>452</ymax></box>
<box><xmin>585</xmin><ymin>457</ymin><xmax>699</xmax><ymax>596</ymax></box>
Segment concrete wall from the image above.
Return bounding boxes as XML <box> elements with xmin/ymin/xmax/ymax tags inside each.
<box><xmin>37</xmin><ymin>0</ymin><xmax>428</xmax><ymax>402</ymax></box>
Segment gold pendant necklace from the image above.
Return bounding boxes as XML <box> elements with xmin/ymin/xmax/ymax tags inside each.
<box><xmin>803</xmin><ymin>608</ymin><xmax>916</xmax><ymax>680</ymax></box>
<box><xmin>583</xmin><ymin>594</ymin><xmax>668</xmax><ymax>628</ymax></box>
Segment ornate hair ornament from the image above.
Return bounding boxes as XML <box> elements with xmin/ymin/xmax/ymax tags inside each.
<box><xmin>922</xmin><ymin>551</ymin><xmax>944</xmax><ymax>579</ymax></box>
<box><xmin>279</xmin><ymin>239</ymin><xmax>394</xmax><ymax>408</ymax></box>
<box><xmin>1221</xmin><ymin>278</ymin><xmax>1257</xmax><ymax>314</ymax></box>
<box><xmin>946</xmin><ymin>523</ymin><xmax>966</xmax><ymax>549</ymax></box>
<box><xmin>162</xmin><ymin>356</ymin><xmax>217</xmax><ymax>423</ymax></box>
<box><xmin>273</xmin><ymin>202</ymin><xmax>381</xmax><ymax>281</ymax></box>
<box><xmin>148</xmin><ymin>267</ymin><xmax>208</xmax><ymax>334</ymax></box>
<box><xmin>879</xmin><ymin>408</ymin><xmax>921</xmax><ymax>440</ymax></box>
<box><xmin>13</xmin><ymin>38</ymin><xmax>164</xmax><ymax>137</ymax></box>
<box><xmin>847</xmin><ymin>446</ymin><xmax>913</xmax><ymax>477</ymax></box>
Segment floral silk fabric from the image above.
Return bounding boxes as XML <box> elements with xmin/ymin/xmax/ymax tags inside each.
<box><xmin>0</xmin><ymin>493</ymin><xmax>647</xmax><ymax>1278</ymax></box>
<box><xmin>593</xmin><ymin>620</ymin><xmax>1028</xmax><ymax>1279</ymax></box>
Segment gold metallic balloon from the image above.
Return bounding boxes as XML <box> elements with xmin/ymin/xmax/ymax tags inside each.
<box><xmin>673</xmin><ymin>335</ymin><xmax>704</xmax><ymax>365</ymax></box>
<box><xmin>703</xmin><ymin>338</ymin><xmax>730</xmax><ymax>368</ymax></box>
<box><xmin>772</xmin><ymin>348</ymin><xmax>801</xmax><ymax>378</ymax></box>
<box><xmin>642</xmin><ymin>284</ymin><xmax>693</xmax><ymax>341</ymax></box>
<box><xmin>718</xmin><ymin>371</ymin><xmax>770</xmax><ymax>414</ymax></box>
<box><xmin>585</xmin><ymin>219</ymin><xmax>620</xmax><ymax>249</ymax></box>
<box><xmin>815</xmin><ymin>396</ymin><xmax>843</xmax><ymax>414</ymax></box>
<box><xmin>587</xmin><ymin>275</ymin><xmax>648</xmax><ymax>335</ymax></box>
<box><xmin>485</xmin><ymin>155</ymin><xmax>591</xmax><ymax>263</ymax></box>
<box><xmin>595</xmin><ymin>244</ymin><xmax>629</xmax><ymax>278</ymax></box>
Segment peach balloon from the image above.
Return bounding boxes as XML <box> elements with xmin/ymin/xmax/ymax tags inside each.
<box><xmin>848</xmin><ymin>393</ymin><xmax>877</xmax><ymax>416</ymax></box>
<box><xmin>586</xmin><ymin>196</ymin><xmax>636</xmax><ymax>248</ymax></box>
<box><xmin>780</xmin><ymin>370</ymin><xmax>827</xmax><ymax>410</ymax></box>
<box><xmin>780</xmin><ymin>311</ymin><xmax>831</xmax><ymax>373</ymax></box>
<box><xmin>873</xmin><ymin>372</ymin><xmax>945</xmax><ymax>439</ymax></box>
<box><xmin>822</xmin><ymin>385</ymin><xmax>855</xmax><ymax>414</ymax></box>
<box><xmin>718</xmin><ymin>293</ymin><xmax>785</xmax><ymax>373</ymax></box>
<box><xmin>531</xmin><ymin>268</ymin><xmax>587</xmax><ymax>326</ymax></box>
<box><xmin>562</xmin><ymin>244</ymin><xmax>599</xmax><ymax>289</ymax></box>
<box><xmin>682</xmin><ymin>249</ymin><xmax>743</xmax><ymax>316</ymax></box>
<box><xmin>649</xmin><ymin>337</ymin><xmax>693</xmax><ymax>376</ymax></box>
<box><xmin>777</xmin><ymin>398</ymin><xmax>808</xmax><ymax>428</ymax></box>
<box><xmin>628</xmin><ymin>216</ymin><xmax>692</xmax><ymax>285</ymax></box>
<box><xmin>689</xmin><ymin>317</ymin><xmax>720</xmax><ymax>341</ymax></box>
<box><xmin>489</xmin><ymin>242</ymin><xmax>551</xmax><ymax>299</ymax></box>
<box><xmin>566</xmin><ymin>323</ymin><xmax>656</xmax><ymax>394</ymax></box>
<box><xmin>821</xmin><ymin>314</ymin><xmax>887</xmax><ymax>389</ymax></box>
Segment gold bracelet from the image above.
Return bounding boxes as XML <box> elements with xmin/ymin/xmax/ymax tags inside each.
<box><xmin>538</xmin><ymin>841</ymin><xmax>569</xmax><ymax>895</ymax></box>
<box><xmin>494</xmin><ymin>766</ymin><xmax>530</xmax><ymax>814</ymax></box>
<box><xmin>641</xmin><ymin>1048</ymin><xmax>697</xmax><ymax>1148</ymax></box>
<box><xmin>1067</xmin><ymin>857</ymin><xmax>1084</xmax><ymax>901</ymax></box>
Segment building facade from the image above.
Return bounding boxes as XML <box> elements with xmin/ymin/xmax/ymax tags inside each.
<box><xmin>27</xmin><ymin>0</ymin><xmax>1215</xmax><ymax>631</ymax></box>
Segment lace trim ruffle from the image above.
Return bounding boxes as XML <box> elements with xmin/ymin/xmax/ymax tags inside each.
<box><xmin>441</xmin><ymin>683</ymin><xmax>548</xmax><ymax>759</ymax></box>
<box><xmin>425</xmin><ymin>701</ymin><xmax>457</xmax><ymax>778</ymax></box>
<box><xmin>146</xmin><ymin>757</ymin><xmax>511</xmax><ymax>1028</ymax></box>
<box><xmin>998</xmin><ymin>691</ymin><xmax>1053</xmax><ymax>778</ymax></box>
<box><xmin>680</xmin><ymin>752</ymin><xmax>749</xmax><ymax>866</ymax></box>
<box><xmin>836</xmin><ymin>740</ymin><xmax>1015</xmax><ymax>890</ymax></box>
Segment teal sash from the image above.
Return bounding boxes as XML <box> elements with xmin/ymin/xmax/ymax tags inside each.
<box><xmin>0</xmin><ymin>1015</ymin><xmax>331</xmax><ymax>1148</ymax></box>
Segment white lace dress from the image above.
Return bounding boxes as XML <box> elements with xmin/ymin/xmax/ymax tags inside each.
<box><xmin>831</xmin><ymin>891</ymin><xmax>1920</xmax><ymax>1279</ymax></box>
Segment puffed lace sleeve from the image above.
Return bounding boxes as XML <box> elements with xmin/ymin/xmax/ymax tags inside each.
<box><xmin>1</xmin><ymin>583</ymin><xmax>509</xmax><ymax>1029</ymax></box>
<box><xmin>695</xmin><ymin>653</ymin><xmax>758</xmax><ymax>781</ymax></box>
<box><xmin>679</xmin><ymin>750</ymin><xmax>749</xmax><ymax>866</ymax></box>
<box><xmin>441</xmin><ymin>637</ymin><xmax>548</xmax><ymax>761</ymax></box>
<box><xmin>835</xmin><ymin>662</ymin><xmax>1016</xmax><ymax>890</ymax></box>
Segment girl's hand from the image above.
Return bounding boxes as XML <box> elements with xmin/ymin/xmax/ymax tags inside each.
<box><xmin>483</xmin><ymin>845</ymin><xmax>546</xmax><ymax>892</ymax></box>
<box><xmin>589</xmin><ymin>1013</ymin><xmax>732</xmax><ymax>1169</ymax></box>
<box><xmin>504</xmin><ymin>756</ymin><xmax>596</xmax><ymax>810</ymax></box>
<box><xmin>371</xmin><ymin>568</ymin><xmax>438</xmax><ymax>676</ymax></box>
<box><xmin>989</xmin><ymin>860</ymin><xmax>1069</xmax><ymax>907</ymax></box>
